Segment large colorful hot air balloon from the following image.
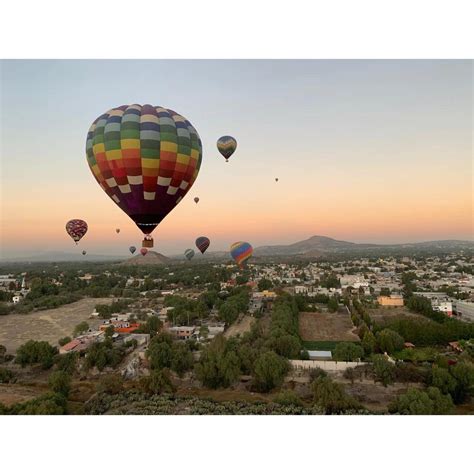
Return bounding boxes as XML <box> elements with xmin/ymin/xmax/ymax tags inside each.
<box><xmin>140</xmin><ymin>248</ymin><xmax>148</xmax><ymax>256</ymax></box>
<box><xmin>82</xmin><ymin>250</ymin><xmax>87</xmax><ymax>256</ymax></box>
<box><xmin>194</xmin><ymin>197</ymin><xmax>199</xmax><ymax>204</ymax></box>
<box><xmin>86</xmin><ymin>104</ymin><xmax>202</xmax><ymax>248</ymax></box>
<box><xmin>184</xmin><ymin>248</ymin><xmax>195</xmax><ymax>261</ymax></box>
<box><xmin>230</xmin><ymin>241</ymin><xmax>253</xmax><ymax>267</ymax></box>
<box><xmin>195</xmin><ymin>236</ymin><xmax>210</xmax><ymax>254</ymax></box>
<box><xmin>129</xmin><ymin>246</ymin><xmax>136</xmax><ymax>254</ymax></box>
<box><xmin>66</xmin><ymin>219</ymin><xmax>88</xmax><ymax>244</ymax></box>
<box><xmin>217</xmin><ymin>136</ymin><xmax>237</xmax><ymax>162</ymax></box>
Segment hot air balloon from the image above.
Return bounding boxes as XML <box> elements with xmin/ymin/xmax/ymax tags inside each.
<box><xmin>86</xmin><ymin>104</ymin><xmax>202</xmax><ymax>248</ymax></box>
<box><xmin>116</xmin><ymin>228</ymin><xmax>120</xmax><ymax>234</ymax></box>
<box><xmin>66</xmin><ymin>219</ymin><xmax>88</xmax><ymax>244</ymax></box>
<box><xmin>217</xmin><ymin>136</ymin><xmax>237</xmax><ymax>162</ymax></box>
<box><xmin>140</xmin><ymin>248</ymin><xmax>148</xmax><ymax>256</ymax></box>
<box><xmin>82</xmin><ymin>250</ymin><xmax>87</xmax><ymax>256</ymax></box>
<box><xmin>184</xmin><ymin>248</ymin><xmax>195</xmax><ymax>261</ymax></box>
<box><xmin>194</xmin><ymin>197</ymin><xmax>199</xmax><ymax>204</ymax></box>
<box><xmin>195</xmin><ymin>236</ymin><xmax>210</xmax><ymax>254</ymax></box>
<box><xmin>230</xmin><ymin>241</ymin><xmax>253</xmax><ymax>267</ymax></box>
<box><xmin>275</xmin><ymin>178</ymin><xmax>279</xmax><ymax>182</ymax></box>
<box><xmin>129</xmin><ymin>246</ymin><xmax>136</xmax><ymax>254</ymax></box>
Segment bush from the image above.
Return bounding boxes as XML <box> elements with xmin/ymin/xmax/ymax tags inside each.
<box><xmin>372</xmin><ymin>354</ymin><xmax>395</xmax><ymax>386</ymax></box>
<box><xmin>389</xmin><ymin>387</ymin><xmax>453</xmax><ymax>415</ymax></box>
<box><xmin>274</xmin><ymin>390</ymin><xmax>303</xmax><ymax>407</ymax></box>
<box><xmin>55</xmin><ymin>352</ymin><xmax>78</xmax><ymax>374</ymax></box>
<box><xmin>141</xmin><ymin>369</ymin><xmax>175</xmax><ymax>395</ymax></box>
<box><xmin>312</xmin><ymin>376</ymin><xmax>361</xmax><ymax>414</ymax></box>
<box><xmin>2</xmin><ymin>393</ymin><xmax>67</xmax><ymax>415</ymax></box>
<box><xmin>376</xmin><ymin>329</ymin><xmax>404</xmax><ymax>354</ymax></box>
<box><xmin>97</xmin><ymin>374</ymin><xmax>124</xmax><ymax>395</ymax></box>
<box><xmin>58</xmin><ymin>336</ymin><xmax>72</xmax><ymax>347</ymax></box>
<box><xmin>0</xmin><ymin>367</ymin><xmax>15</xmax><ymax>383</ymax></box>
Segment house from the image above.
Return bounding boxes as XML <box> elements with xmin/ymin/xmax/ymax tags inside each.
<box><xmin>377</xmin><ymin>295</ymin><xmax>404</xmax><ymax>306</ymax></box>
<box><xmin>167</xmin><ymin>326</ymin><xmax>197</xmax><ymax>340</ymax></box>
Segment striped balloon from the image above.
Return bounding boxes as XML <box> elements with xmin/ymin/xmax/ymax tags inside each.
<box><xmin>230</xmin><ymin>241</ymin><xmax>253</xmax><ymax>267</ymax></box>
<box><xmin>195</xmin><ymin>236</ymin><xmax>210</xmax><ymax>254</ymax></box>
<box><xmin>66</xmin><ymin>219</ymin><xmax>88</xmax><ymax>244</ymax></box>
<box><xmin>184</xmin><ymin>248</ymin><xmax>195</xmax><ymax>260</ymax></box>
<box><xmin>217</xmin><ymin>136</ymin><xmax>237</xmax><ymax>162</ymax></box>
<box><xmin>86</xmin><ymin>104</ymin><xmax>202</xmax><ymax>239</ymax></box>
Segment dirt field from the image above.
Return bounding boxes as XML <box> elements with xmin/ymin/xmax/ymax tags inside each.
<box><xmin>0</xmin><ymin>297</ymin><xmax>112</xmax><ymax>353</ymax></box>
<box><xmin>225</xmin><ymin>314</ymin><xmax>255</xmax><ymax>338</ymax></box>
<box><xmin>368</xmin><ymin>306</ymin><xmax>428</xmax><ymax>325</ymax></box>
<box><xmin>299</xmin><ymin>311</ymin><xmax>359</xmax><ymax>342</ymax></box>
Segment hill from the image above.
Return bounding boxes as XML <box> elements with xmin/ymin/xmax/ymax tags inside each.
<box><xmin>121</xmin><ymin>251</ymin><xmax>170</xmax><ymax>266</ymax></box>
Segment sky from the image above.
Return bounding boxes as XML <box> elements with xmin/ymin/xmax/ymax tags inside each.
<box><xmin>0</xmin><ymin>59</ymin><xmax>472</xmax><ymax>258</ymax></box>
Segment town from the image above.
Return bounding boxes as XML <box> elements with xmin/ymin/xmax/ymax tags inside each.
<box><xmin>0</xmin><ymin>249</ymin><xmax>473</xmax><ymax>415</ymax></box>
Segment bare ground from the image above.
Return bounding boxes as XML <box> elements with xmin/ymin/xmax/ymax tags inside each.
<box><xmin>368</xmin><ymin>306</ymin><xmax>428</xmax><ymax>325</ymax></box>
<box><xmin>0</xmin><ymin>297</ymin><xmax>112</xmax><ymax>353</ymax></box>
<box><xmin>298</xmin><ymin>311</ymin><xmax>359</xmax><ymax>342</ymax></box>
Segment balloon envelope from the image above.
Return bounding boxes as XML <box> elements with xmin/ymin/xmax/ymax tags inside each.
<box><xmin>184</xmin><ymin>248</ymin><xmax>195</xmax><ymax>260</ymax></box>
<box><xmin>195</xmin><ymin>236</ymin><xmax>210</xmax><ymax>254</ymax></box>
<box><xmin>82</xmin><ymin>250</ymin><xmax>87</xmax><ymax>255</ymax></box>
<box><xmin>86</xmin><ymin>104</ymin><xmax>203</xmax><ymax>236</ymax></box>
<box><xmin>116</xmin><ymin>228</ymin><xmax>120</xmax><ymax>234</ymax></box>
<box><xmin>66</xmin><ymin>219</ymin><xmax>88</xmax><ymax>244</ymax></box>
<box><xmin>129</xmin><ymin>246</ymin><xmax>136</xmax><ymax>254</ymax></box>
<box><xmin>217</xmin><ymin>136</ymin><xmax>237</xmax><ymax>161</ymax></box>
<box><xmin>140</xmin><ymin>248</ymin><xmax>148</xmax><ymax>256</ymax></box>
<box><xmin>194</xmin><ymin>197</ymin><xmax>199</xmax><ymax>204</ymax></box>
<box><xmin>230</xmin><ymin>241</ymin><xmax>253</xmax><ymax>266</ymax></box>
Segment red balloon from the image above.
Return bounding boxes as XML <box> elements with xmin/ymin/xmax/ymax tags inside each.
<box><xmin>140</xmin><ymin>248</ymin><xmax>148</xmax><ymax>256</ymax></box>
<box><xmin>66</xmin><ymin>219</ymin><xmax>88</xmax><ymax>244</ymax></box>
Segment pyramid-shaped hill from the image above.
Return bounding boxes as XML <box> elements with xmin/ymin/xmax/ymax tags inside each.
<box><xmin>122</xmin><ymin>251</ymin><xmax>171</xmax><ymax>266</ymax></box>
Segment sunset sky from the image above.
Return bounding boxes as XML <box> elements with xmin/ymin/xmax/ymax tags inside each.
<box><xmin>0</xmin><ymin>59</ymin><xmax>472</xmax><ymax>258</ymax></box>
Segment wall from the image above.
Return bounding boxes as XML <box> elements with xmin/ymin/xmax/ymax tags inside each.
<box><xmin>290</xmin><ymin>360</ymin><xmax>366</xmax><ymax>372</ymax></box>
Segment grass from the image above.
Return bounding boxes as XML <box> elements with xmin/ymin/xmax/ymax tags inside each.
<box><xmin>302</xmin><ymin>340</ymin><xmax>361</xmax><ymax>351</ymax></box>
<box><xmin>392</xmin><ymin>347</ymin><xmax>440</xmax><ymax>362</ymax></box>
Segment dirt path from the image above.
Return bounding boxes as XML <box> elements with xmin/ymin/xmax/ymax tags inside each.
<box><xmin>0</xmin><ymin>297</ymin><xmax>112</xmax><ymax>353</ymax></box>
<box><xmin>225</xmin><ymin>314</ymin><xmax>255</xmax><ymax>338</ymax></box>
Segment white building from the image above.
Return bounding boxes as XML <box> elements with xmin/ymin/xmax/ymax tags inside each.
<box><xmin>452</xmin><ymin>300</ymin><xmax>474</xmax><ymax>322</ymax></box>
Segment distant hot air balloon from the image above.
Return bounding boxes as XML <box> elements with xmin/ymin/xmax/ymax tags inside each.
<box><xmin>196</xmin><ymin>236</ymin><xmax>210</xmax><ymax>254</ymax></box>
<box><xmin>194</xmin><ymin>197</ymin><xmax>199</xmax><ymax>204</ymax></box>
<box><xmin>66</xmin><ymin>219</ymin><xmax>88</xmax><ymax>245</ymax></box>
<box><xmin>217</xmin><ymin>136</ymin><xmax>237</xmax><ymax>162</ymax></box>
<box><xmin>129</xmin><ymin>246</ymin><xmax>136</xmax><ymax>254</ymax></box>
<box><xmin>86</xmin><ymin>104</ymin><xmax>202</xmax><ymax>249</ymax></box>
<box><xmin>82</xmin><ymin>250</ymin><xmax>87</xmax><ymax>256</ymax></box>
<box><xmin>230</xmin><ymin>241</ymin><xmax>253</xmax><ymax>267</ymax></box>
<box><xmin>184</xmin><ymin>248</ymin><xmax>195</xmax><ymax>260</ymax></box>
<box><xmin>140</xmin><ymin>248</ymin><xmax>148</xmax><ymax>256</ymax></box>
<box><xmin>275</xmin><ymin>178</ymin><xmax>279</xmax><ymax>182</ymax></box>
<box><xmin>116</xmin><ymin>228</ymin><xmax>120</xmax><ymax>234</ymax></box>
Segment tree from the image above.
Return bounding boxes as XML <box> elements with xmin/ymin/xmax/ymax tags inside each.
<box><xmin>377</xmin><ymin>329</ymin><xmax>404</xmax><ymax>354</ymax></box>
<box><xmin>252</xmin><ymin>351</ymin><xmax>289</xmax><ymax>393</ymax></box>
<box><xmin>142</xmin><ymin>369</ymin><xmax>175</xmax><ymax>395</ymax></box>
<box><xmin>73</xmin><ymin>321</ymin><xmax>89</xmax><ymax>337</ymax></box>
<box><xmin>389</xmin><ymin>387</ymin><xmax>453</xmax><ymax>415</ymax></box>
<box><xmin>48</xmin><ymin>370</ymin><xmax>72</xmax><ymax>397</ymax></box>
<box><xmin>312</xmin><ymin>376</ymin><xmax>360</xmax><ymax>414</ymax></box>
<box><xmin>379</xmin><ymin>288</ymin><xmax>391</xmax><ymax>296</ymax></box>
<box><xmin>327</xmin><ymin>297</ymin><xmax>339</xmax><ymax>313</ymax></box>
<box><xmin>170</xmin><ymin>343</ymin><xmax>194</xmax><ymax>377</ymax></box>
<box><xmin>344</xmin><ymin>367</ymin><xmax>356</xmax><ymax>384</ymax></box>
<box><xmin>55</xmin><ymin>352</ymin><xmax>78</xmax><ymax>374</ymax></box>
<box><xmin>430</xmin><ymin>367</ymin><xmax>457</xmax><ymax>395</ymax></box>
<box><xmin>333</xmin><ymin>342</ymin><xmax>363</xmax><ymax>362</ymax></box>
<box><xmin>16</xmin><ymin>340</ymin><xmax>57</xmax><ymax>369</ymax></box>
<box><xmin>58</xmin><ymin>336</ymin><xmax>71</xmax><ymax>347</ymax></box>
<box><xmin>372</xmin><ymin>354</ymin><xmax>395</xmax><ymax>386</ymax></box>
<box><xmin>147</xmin><ymin>341</ymin><xmax>173</xmax><ymax>370</ymax></box>
<box><xmin>218</xmin><ymin>302</ymin><xmax>239</xmax><ymax>326</ymax></box>
<box><xmin>362</xmin><ymin>331</ymin><xmax>377</xmax><ymax>355</ymax></box>
<box><xmin>449</xmin><ymin>362</ymin><xmax>474</xmax><ymax>404</ymax></box>
<box><xmin>104</xmin><ymin>325</ymin><xmax>115</xmax><ymax>339</ymax></box>
<box><xmin>258</xmin><ymin>278</ymin><xmax>273</xmax><ymax>291</ymax></box>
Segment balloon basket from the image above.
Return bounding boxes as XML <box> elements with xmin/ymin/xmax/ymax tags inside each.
<box><xmin>142</xmin><ymin>238</ymin><xmax>154</xmax><ymax>248</ymax></box>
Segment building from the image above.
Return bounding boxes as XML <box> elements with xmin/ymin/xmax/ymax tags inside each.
<box><xmin>168</xmin><ymin>326</ymin><xmax>197</xmax><ymax>340</ymax></box>
<box><xmin>307</xmin><ymin>350</ymin><xmax>332</xmax><ymax>361</ymax></box>
<box><xmin>432</xmin><ymin>301</ymin><xmax>453</xmax><ymax>316</ymax></box>
<box><xmin>377</xmin><ymin>295</ymin><xmax>404</xmax><ymax>306</ymax></box>
<box><xmin>452</xmin><ymin>300</ymin><xmax>474</xmax><ymax>322</ymax></box>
